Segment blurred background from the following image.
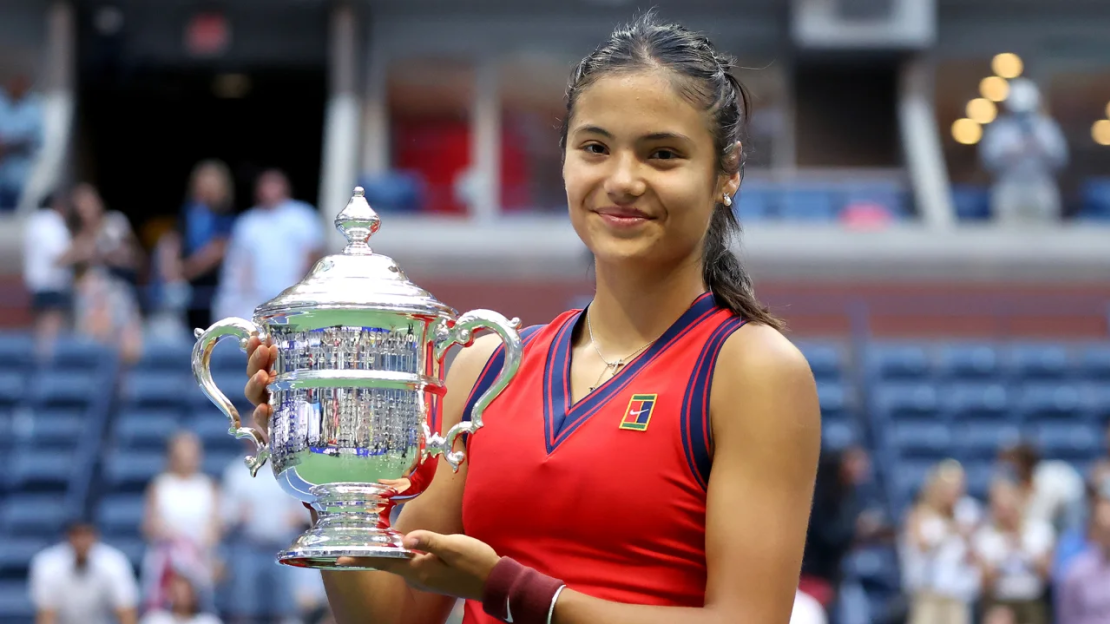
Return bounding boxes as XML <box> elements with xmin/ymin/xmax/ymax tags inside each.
<box><xmin>0</xmin><ymin>0</ymin><xmax>1109</xmax><ymax>623</ymax></box>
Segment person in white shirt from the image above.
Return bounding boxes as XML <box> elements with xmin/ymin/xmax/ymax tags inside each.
<box><xmin>28</xmin><ymin>519</ymin><xmax>140</xmax><ymax>624</ymax></box>
<box><xmin>0</xmin><ymin>73</ymin><xmax>43</xmax><ymax>210</ymax></box>
<box><xmin>791</xmin><ymin>590</ymin><xmax>829</xmax><ymax>624</ymax></box>
<box><xmin>973</xmin><ymin>478</ymin><xmax>1055</xmax><ymax>624</ymax></box>
<box><xmin>22</xmin><ymin>191</ymin><xmax>75</xmax><ymax>358</ymax></box>
<box><xmin>139</xmin><ymin>572</ymin><xmax>222</xmax><ymax>624</ymax></box>
<box><xmin>213</xmin><ymin>169</ymin><xmax>324</xmax><ymax>320</ymax></box>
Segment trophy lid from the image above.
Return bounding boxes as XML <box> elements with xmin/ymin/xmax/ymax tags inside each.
<box><xmin>255</xmin><ymin>187</ymin><xmax>457</xmax><ymax>318</ymax></box>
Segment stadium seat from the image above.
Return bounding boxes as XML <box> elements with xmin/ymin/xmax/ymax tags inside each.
<box><xmin>0</xmin><ymin>333</ymin><xmax>34</xmax><ymax>373</ymax></box>
<box><xmin>1005</xmin><ymin>342</ymin><xmax>1072</xmax><ymax>380</ymax></box>
<box><xmin>120</xmin><ymin>370</ymin><xmax>194</xmax><ymax>409</ymax></box>
<box><xmin>779</xmin><ymin>189</ymin><xmax>837</xmax><ymax>221</ymax></box>
<box><xmin>1080</xmin><ymin>344</ymin><xmax>1110</xmax><ymax>380</ymax></box>
<box><xmin>19</xmin><ymin>409</ymin><xmax>86</xmax><ymax>449</ymax></box>
<box><xmin>958</xmin><ymin>421</ymin><xmax>1022</xmax><ymax>460</ymax></box>
<box><xmin>822</xmin><ymin>418</ymin><xmax>859</xmax><ymax>451</ymax></box>
<box><xmin>29</xmin><ymin>370</ymin><xmax>100</xmax><ymax>410</ymax></box>
<box><xmin>872</xmin><ymin>382</ymin><xmax>942</xmax><ymax>422</ymax></box>
<box><xmin>6</xmin><ymin>451</ymin><xmax>75</xmax><ymax>492</ymax></box>
<box><xmin>135</xmin><ymin>338</ymin><xmax>194</xmax><ymax>372</ymax></box>
<box><xmin>964</xmin><ymin>461</ymin><xmax>997</xmax><ymax>500</ymax></box>
<box><xmin>1088</xmin><ymin>385</ymin><xmax>1110</xmax><ymax>421</ymax></box>
<box><xmin>942</xmin><ymin>382</ymin><xmax>1011</xmax><ymax>420</ymax></box>
<box><xmin>1016</xmin><ymin>383</ymin><xmax>1084</xmax><ymax>422</ymax></box>
<box><xmin>889</xmin><ymin>420</ymin><xmax>952</xmax><ymax>460</ymax></box>
<box><xmin>0</xmin><ymin>494</ymin><xmax>73</xmax><ymax>537</ymax></box>
<box><xmin>0</xmin><ymin>371</ymin><xmax>22</xmax><ymax>408</ymax></box>
<box><xmin>95</xmin><ymin>494</ymin><xmax>147</xmax><ymax>537</ymax></box>
<box><xmin>115</xmin><ymin>408</ymin><xmax>184</xmax><ymax>450</ymax></box>
<box><xmin>190</xmin><ymin>416</ymin><xmax>240</xmax><ymax>450</ymax></box>
<box><xmin>203</xmin><ymin>449</ymin><xmax>244</xmax><ymax>477</ymax></box>
<box><xmin>817</xmin><ymin>381</ymin><xmax>851</xmax><ymax>420</ymax></box>
<box><xmin>1032</xmin><ymin>422</ymin><xmax>1103</xmax><ymax>462</ymax></box>
<box><xmin>797</xmin><ymin>341</ymin><xmax>846</xmax><ymax>382</ymax></box>
<box><xmin>48</xmin><ymin>338</ymin><xmax>110</xmax><ymax>371</ymax></box>
<box><xmin>0</xmin><ymin>580</ymin><xmax>33</xmax><ymax>622</ymax></box>
<box><xmin>867</xmin><ymin>343</ymin><xmax>931</xmax><ymax>381</ymax></box>
<box><xmin>103</xmin><ymin>451</ymin><xmax>165</xmax><ymax>492</ymax></box>
<box><xmin>0</xmin><ymin>536</ymin><xmax>50</xmax><ymax>580</ymax></box>
<box><xmin>104</xmin><ymin>535</ymin><xmax>146</xmax><ymax>571</ymax></box>
<box><xmin>951</xmin><ymin>185</ymin><xmax>991</xmax><ymax>221</ymax></box>
<box><xmin>893</xmin><ymin>460</ymin><xmax>935</xmax><ymax>509</ymax></box>
<box><xmin>938</xmin><ymin>343</ymin><xmax>1001</xmax><ymax>380</ymax></box>
<box><xmin>209</xmin><ymin>340</ymin><xmax>248</xmax><ymax>373</ymax></box>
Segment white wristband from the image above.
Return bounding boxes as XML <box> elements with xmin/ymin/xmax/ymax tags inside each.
<box><xmin>546</xmin><ymin>585</ymin><xmax>567</xmax><ymax>624</ymax></box>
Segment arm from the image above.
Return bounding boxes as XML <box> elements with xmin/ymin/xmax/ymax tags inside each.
<box><xmin>115</xmin><ymin>608</ymin><xmax>138</xmax><ymax>624</ymax></box>
<box><xmin>552</xmin><ymin>324</ymin><xmax>821</xmax><ymax>624</ymax></box>
<box><xmin>35</xmin><ymin>612</ymin><xmax>56</xmax><ymax>624</ymax></box>
<box><xmin>182</xmin><ymin>237</ymin><xmax>229</xmax><ymax>280</ymax></box>
<box><xmin>319</xmin><ymin>334</ymin><xmax>504</xmax><ymax>624</ymax></box>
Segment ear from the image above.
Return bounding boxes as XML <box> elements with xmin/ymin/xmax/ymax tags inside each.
<box><xmin>720</xmin><ymin>141</ymin><xmax>743</xmax><ymax>198</ymax></box>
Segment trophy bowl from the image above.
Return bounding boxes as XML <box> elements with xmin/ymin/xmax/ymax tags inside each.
<box><xmin>191</xmin><ymin>187</ymin><xmax>523</xmax><ymax>570</ymax></box>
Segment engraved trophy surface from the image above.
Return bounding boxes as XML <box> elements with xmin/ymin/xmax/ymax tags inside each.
<box><xmin>191</xmin><ymin>187</ymin><xmax>523</xmax><ymax>569</ymax></box>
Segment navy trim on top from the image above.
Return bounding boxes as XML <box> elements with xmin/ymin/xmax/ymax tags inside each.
<box><xmin>681</xmin><ymin>316</ymin><xmax>748</xmax><ymax>490</ymax></box>
<box><xmin>460</xmin><ymin>324</ymin><xmax>544</xmax><ymax>424</ymax></box>
<box><xmin>543</xmin><ymin>292</ymin><xmax>720</xmax><ymax>454</ymax></box>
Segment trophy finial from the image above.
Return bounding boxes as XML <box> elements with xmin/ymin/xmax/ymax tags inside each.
<box><xmin>335</xmin><ymin>186</ymin><xmax>381</xmax><ymax>254</ymax></box>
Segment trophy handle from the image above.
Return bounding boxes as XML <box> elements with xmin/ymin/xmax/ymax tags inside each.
<box><xmin>192</xmin><ymin>318</ymin><xmax>271</xmax><ymax>477</ymax></box>
<box><xmin>429</xmin><ymin>310</ymin><xmax>524</xmax><ymax>470</ymax></box>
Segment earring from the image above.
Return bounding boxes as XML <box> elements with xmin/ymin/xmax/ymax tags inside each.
<box><xmin>723</xmin><ymin>194</ymin><xmax>733</xmax><ymax>207</ymax></box>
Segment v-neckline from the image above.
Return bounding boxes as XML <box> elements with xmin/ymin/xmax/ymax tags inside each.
<box><xmin>541</xmin><ymin>292</ymin><xmax>719</xmax><ymax>454</ymax></box>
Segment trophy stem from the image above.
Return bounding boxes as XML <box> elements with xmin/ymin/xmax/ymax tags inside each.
<box><xmin>278</xmin><ymin>483</ymin><xmax>415</xmax><ymax>569</ymax></box>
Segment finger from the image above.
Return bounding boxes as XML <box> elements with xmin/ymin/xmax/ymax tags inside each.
<box><xmin>252</xmin><ymin>404</ymin><xmax>272</xmax><ymax>434</ymax></box>
<box><xmin>244</xmin><ymin>370</ymin><xmax>270</xmax><ymax>406</ymax></box>
<box><xmin>403</xmin><ymin>531</ymin><xmax>446</xmax><ymax>556</ymax></box>
<box><xmin>246</xmin><ymin>340</ymin><xmax>269</xmax><ymax>377</ymax></box>
<box><xmin>245</xmin><ymin>335</ymin><xmax>262</xmax><ymax>359</ymax></box>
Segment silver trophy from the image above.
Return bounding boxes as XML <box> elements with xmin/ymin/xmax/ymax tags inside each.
<box><xmin>191</xmin><ymin>187</ymin><xmax>523</xmax><ymax>569</ymax></box>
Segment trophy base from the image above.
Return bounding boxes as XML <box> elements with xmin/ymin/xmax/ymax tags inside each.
<box><xmin>277</xmin><ymin>483</ymin><xmax>417</xmax><ymax>571</ymax></box>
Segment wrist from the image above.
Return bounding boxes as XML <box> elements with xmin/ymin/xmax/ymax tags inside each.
<box><xmin>482</xmin><ymin>557</ymin><xmax>566</xmax><ymax>624</ymax></box>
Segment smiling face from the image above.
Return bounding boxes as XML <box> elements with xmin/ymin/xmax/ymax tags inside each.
<box><xmin>562</xmin><ymin>70</ymin><xmax>739</xmax><ymax>270</ymax></box>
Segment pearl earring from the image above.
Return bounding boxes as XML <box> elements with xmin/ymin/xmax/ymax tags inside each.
<box><xmin>723</xmin><ymin>195</ymin><xmax>733</xmax><ymax>207</ymax></box>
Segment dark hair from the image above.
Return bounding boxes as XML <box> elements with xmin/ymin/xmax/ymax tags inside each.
<box><xmin>559</xmin><ymin>11</ymin><xmax>782</xmax><ymax>329</ymax></box>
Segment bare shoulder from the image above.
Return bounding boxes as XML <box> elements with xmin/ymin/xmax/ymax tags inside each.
<box><xmin>712</xmin><ymin>322</ymin><xmax>820</xmax><ymax>434</ymax></box>
<box><xmin>445</xmin><ymin>333</ymin><xmax>506</xmax><ymax>383</ymax></box>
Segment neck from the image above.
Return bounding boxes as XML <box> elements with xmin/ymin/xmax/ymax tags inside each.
<box><xmin>585</xmin><ymin>253</ymin><xmax>706</xmax><ymax>354</ymax></box>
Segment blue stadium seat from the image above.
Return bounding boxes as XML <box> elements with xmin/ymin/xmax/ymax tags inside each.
<box><xmin>779</xmin><ymin>189</ymin><xmax>837</xmax><ymax>221</ymax></box>
<box><xmin>964</xmin><ymin>461</ymin><xmax>997</xmax><ymax>500</ymax></box>
<box><xmin>0</xmin><ymin>494</ymin><xmax>73</xmax><ymax>537</ymax></box>
<box><xmin>734</xmin><ymin>189</ymin><xmax>775</xmax><ymax>220</ymax></box>
<box><xmin>951</xmin><ymin>185</ymin><xmax>991</xmax><ymax>221</ymax></box>
<box><xmin>29</xmin><ymin>370</ymin><xmax>100</xmax><ymax>410</ymax></box>
<box><xmin>1016</xmin><ymin>383</ymin><xmax>1084</xmax><ymax>422</ymax></box>
<box><xmin>0</xmin><ymin>333</ymin><xmax>34</xmax><ymax>373</ymax></box>
<box><xmin>942</xmin><ymin>382</ymin><xmax>1011</xmax><ymax>420</ymax></box>
<box><xmin>0</xmin><ymin>580</ymin><xmax>33</xmax><ymax>622</ymax></box>
<box><xmin>872</xmin><ymin>383</ymin><xmax>942</xmax><ymax>422</ymax></box>
<box><xmin>890</xmin><ymin>420</ymin><xmax>952</xmax><ymax>460</ymax></box>
<box><xmin>797</xmin><ymin>341</ymin><xmax>846</xmax><ymax>382</ymax></box>
<box><xmin>842</xmin><ymin>181</ymin><xmax>910</xmax><ymax>218</ymax></box>
<box><xmin>958</xmin><ymin>421</ymin><xmax>1022</xmax><ymax>460</ymax></box>
<box><xmin>1078</xmin><ymin>178</ymin><xmax>1110</xmax><ymax>218</ymax></box>
<box><xmin>209</xmin><ymin>340</ymin><xmax>248</xmax><ymax>373</ymax></box>
<box><xmin>135</xmin><ymin>338</ymin><xmax>194</xmax><ymax>372</ymax></box>
<box><xmin>191</xmin><ymin>417</ymin><xmax>242</xmax><ymax>455</ymax></box>
<box><xmin>1080</xmin><ymin>344</ymin><xmax>1110</xmax><ymax>380</ymax></box>
<box><xmin>867</xmin><ymin>343</ymin><xmax>931</xmax><ymax>381</ymax></box>
<box><xmin>0</xmin><ymin>371</ymin><xmax>22</xmax><ymax>408</ymax></box>
<box><xmin>103</xmin><ymin>451</ymin><xmax>165</xmax><ymax>492</ymax></box>
<box><xmin>48</xmin><ymin>338</ymin><xmax>110</xmax><ymax>371</ymax></box>
<box><xmin>20</xmin><ymin>409</ymin><xmax>86</xmax><ymax>449</ymax></box>
<box><xmin>817</xmin><ymin>381</ymin><xmax>850</xmax><ymax>420</ymax></box>
<box><xmin>95</xmin><ymin>494</ymin><xmax>147</xmax><ymax>537</ymax></box>
<box><xmin>1005</xmin><ymin>342</ymin><xmax>1071</xmax><ymax>380</ymax></box>
<box><xmin>0</xmin><ymin>537</ymin><xmax>50</xmax><ymax>580</ymax></box>
<box><xmin>120</xmin><ymin>370</ymin><xmax>193</xmax><ymax>409</ymax></box>
<box><xmin>203</xmin><ymin>449</ymin><xmax>243</xmax><ymax>477</ymax></box>
<box><xmin>938</xmin><ymin>343</ymin><xmax>1000</xmax><ymax>380</ymax></box>
<box><xmin>893</xmin><ymin>460</ymin><xmax>935</xmax><ymax>508</ymax></box>
<box><xmin>6</xmin><ymin>452</ymin><xmax>75</xmax><ymax>492</ymax></box>
<box><xmin>1032</xmin><ymin>422</ymin><xmax>1103</xmax><ymax>462</ymax></box>
<box><xmin>1088</xmin><ymin>385</ymin><xmax>1110</xmax><ymax>421</ymax></box>
<box><xmin>104</xmin><ymin>535</ymin><xmax>146</xmax><ymax>571</ymax></box>
<box><xmin>115</xmin><ymin>408</ymin><xmax>183</xmax><ymax>450</ymax></box>
<box><xmin>822</xmin><ymin>418</ymin><xmax>859</xmax><ymax>451</ymax></box>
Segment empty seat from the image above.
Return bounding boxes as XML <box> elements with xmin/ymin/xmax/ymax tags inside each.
<box><xmin>822</xmin><ymin>418</ymin><xmax>859</xmax><ymax>451</ymax></box>
<box><xmin>817</xmin><ymin>381</ymin><xmax>851</xmax><ymax>419</ymax></box>
<box><xmin>1080</xmin><ymin>344</ymin><xmax>1110</xmax><ymax>380</ymax></box>
<box><xmin>780</xmin><ymin>189</ymin><xmax>837</xmax><ymax>221</ymax></box>
<box><xmin>0</xmin><ymin>537</ymin><xmax>49</xmax><ymax>580</ymax></box>
<box><xmin>29</xmin><ymin>371</ymin><xmax>100</xmax><ymax>410</ymax></box>
<box><xmin>0</xmin><ymin>494</ymin><xmax>73</xmax><ymax>537</ymax></box>
<box><xmin>797</xmin><ymin>341</ymin><xmax>846</xmax><ymax>381</ymax></box>
<box><xmin>0</xmin><ymin>333</ymin><xmax>34</xmax><ymax>373</ymax></box>
<box><xmin>135</xmin><ymin>339</ymin><xmax>194</xmax><ymax>372</ymax></box>
<box><xmin>735</xmin><ymin>190</ymin><xmax>774</xmax><ymax>220</ymax></box>
<box><xmin>893</xmin><ymin>460</ymin><xmax>935</xmax><ymax>508</ymax></box>
<box><xmin>938</xmin><ymin>343</ymin><xmax>1000</xmax><ymax>380</ymax></box>
<box><xmin>942</xmin><ymin>382</ymin><xmax>1011</xmax><ymax>420</ymax></box>
<box><xmin>18</xmin><ymin>409</ymin><xmax>86</xmax><ymax>449</ymax></box>
<box><xmin>1032</xmin><ymin>422</ymin><xmax>1103</xmax><ymax>462</ymax></box>
<box><xmin>95</xmin><ymin>494</ymin><xmax>147</xmax><ymax>537</ymax></box>
<box><xmin>1016</xmin><ymin>383</ymin><xmax>1084</xmax><ymax>422</ymax></box>
<box><xmin>209</xmin><ymin>341</ymin><xmax>248</xmax><ymax>373</ymax></box>
<box><xmin>0</xmin><ymin>579</ymin><xmax>33</xmax><ymax>622</ymax></box>
<box><xmin>1005</xmin><ymin>342</ymin><xmax>1071</xmax><ymax>380</ymax></box>
<box><xmin>190</xmin><ymin>417</ymin><xmax>239</xmax><ymax>450</ymax></box>
<box><xmin>203</xmin><ymin>449</ymin><xmax>243</xmax><ymax>477</ymax></box>
<box><xmin>868</xmin><ymin>343</ymin><xmax>931</xmax><ymax>381</ymax></box>
<box><xmin>6</xmin><ymin>451</ymin><xmax>74</xmax><ymax>492</ymax></box>
<box><xmin>1088</xmin><ymin>385</ymin><xmax>1110</xmax><ymax>421</ymax></box>
<box><xmin>872</xmin><ymin>383</ymin><xmax>942</xmax><ymax>422</ymax></box>
<box><xmin>120</xmin><ymin>371</ymin><xmax>192</xmax><ymax>409</ymax></box>
<box><xmin>49</xmin><ymin>338</ymin><xmax>110</xmax><ymax>371</ymax></box>
<box><xmin>103</xmin><ymin>451</ymin><xmax>165</xmax><ymax>491</ymax></box>
<box><xmin>964</xmin><ymin>461</ymin><xmax>996</xmax><ymax>500</ymax></box>
<box><xmin>104</xmin><ymin>535</ymin><xmax>146</xmax><ymax>571</ymax></box>
<box><xmin>958</xmin><ymin>421</ymin><xmax>1022</xmax><ymax>460</ymax></box>
<box><xmin>0</xmin><ymin>371</ymin><xmax>22</xmax><ymax>408</ymax></box>
<box><xmin>114</xmin><ymin>409</ymin><xmax>183</xmax><ymax>450</ymax></box>
<box><xmin>890</xmin><ymin>420</ymin><xmax>952</xmax><ymax>460</ymax></box>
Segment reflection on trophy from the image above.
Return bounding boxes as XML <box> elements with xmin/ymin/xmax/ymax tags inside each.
<box><xmin>191</xmin><ymin>187</ymin><xmax>523</xmax><ymax>570</ymax></box>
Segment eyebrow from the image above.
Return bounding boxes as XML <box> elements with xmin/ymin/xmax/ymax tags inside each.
<box><xmin>574</xmin><ymin>125</ymin><xmax>693</xmax><ymax>144</ymax></box>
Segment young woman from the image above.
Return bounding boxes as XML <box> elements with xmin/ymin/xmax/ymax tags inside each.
<box><xmin>244</xmin><ymin>13</ymin><xmax>820</xmax><ymax>624</ymax></box>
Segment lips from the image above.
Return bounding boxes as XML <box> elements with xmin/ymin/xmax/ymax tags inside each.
<box><xmin>595</xmin><ymin>206</ymin><xmax>653</xmax><ymax>219</ymax></box>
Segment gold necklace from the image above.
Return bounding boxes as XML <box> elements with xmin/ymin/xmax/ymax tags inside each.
<box><xmin>586</xmin><ymin>309</ymin><xmax>657</xmax><ymax>392</ymax></box>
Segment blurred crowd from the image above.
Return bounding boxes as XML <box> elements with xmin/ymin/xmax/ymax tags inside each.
<box><xmin>797</xmin><ymin>433</ymin><xmax>1110</xmax><ymax>624</ymax></box>
<box><xmin>21</xmin><ymin>162</ymin><xmax>325</xmax><ymax>364</ymax></box>
<box><xmin>0</xmin><ymin>73</ymin><xmax>43</xmax><ymax>212</ymax></box>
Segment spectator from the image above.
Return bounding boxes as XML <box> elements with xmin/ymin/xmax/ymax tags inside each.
<box><xmin>140</xmin><ymin>432</ymin><xmax>222</xmax><ymax>614</ymax></box>
<box><xmin>792</xmin><ymin>590</ymin><xmax>830</xmax><ymax>624</ymax></box>
<box><xmin>900</xmin><ymin>459</ymin><xmax>982</xmax><ymax>624</ymax></box>
<box><xmin>28</xmin><ymin>518</ymin><xmax>140</xmax><ymax>624</ymax></box>
<box><xmin>979</xmin><ymin>78</ymin><xmax>1068</xmax><ymax>225</ymax></box>
<box><xmin>219</xmin><ymin>437</ymin><xmax>303</xmax><ymax>623</ymax></box>
<box><xmin>997</xmin><ymin>442</ymin><xmax>1086</xmax><ymax>535</ymax></box>
<box><xmin>0</xmin><ymin>73</ymin><xmax>43</xmax><ymax>210</ymax></box>
<box><xmin>213</xmin><ymin>169</ymin><xmax>324</xmax><ymax>320</ymax></box>
<box><xmin>1056</xmin><ymin>487</ymin><xmax>1110</xmax><ymax>624</ymax></box>
<box><xmin>140</xmin><ymin>572</ymin><xmax>222</xmax><ymax>624</ymax></box>
<box><xmin>176</xmin><ymin>160</ymin><xmax>236</xmax><ymax>332</ymax></box>
<box><xmin>22</xmin><ymin>191</ymin><xmax>74</xmax><ymax>359</ymax></box>
<box><xmin>973</xmin><ymin>479</ymin><xmax>1055</xmax><ymax>624</ymax></box>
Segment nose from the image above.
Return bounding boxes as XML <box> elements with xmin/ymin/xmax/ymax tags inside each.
<box><xmin>603</xmin><ymin>151</ymin><xmax>647</xmax><ymax>202</ymax></box>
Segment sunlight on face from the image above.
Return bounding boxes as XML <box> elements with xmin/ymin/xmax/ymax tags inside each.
<box><xmin>562</xmin><ymin>70</ymin><xmax>733</xmax><ymax>269</ymax></box>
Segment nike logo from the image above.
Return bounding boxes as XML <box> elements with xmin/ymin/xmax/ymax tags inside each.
<box><xmin>629</xmin><ymin>409</ymin><xmax>648</xmax><ymax>416</ymax></box>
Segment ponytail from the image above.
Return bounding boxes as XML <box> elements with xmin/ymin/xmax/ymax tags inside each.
<box><xmin>702</xmin><ymin>202</ymin><xmax>783</xmax><ymax>329</ymax></box>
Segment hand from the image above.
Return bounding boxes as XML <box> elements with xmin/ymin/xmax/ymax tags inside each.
<box><xmin>244</xmin><ymin>334</ymin><xmax>278</xmax><ymax>438</ymax></box>
<box><xmin>379</xmin><ymin>477</ymin><xmax>412</xmax><ymax>494</ymax></box>
<box><xmin>339</xmin><ymin>531</ymin><xmax>501</xmax><ymax>601</ymax></box>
